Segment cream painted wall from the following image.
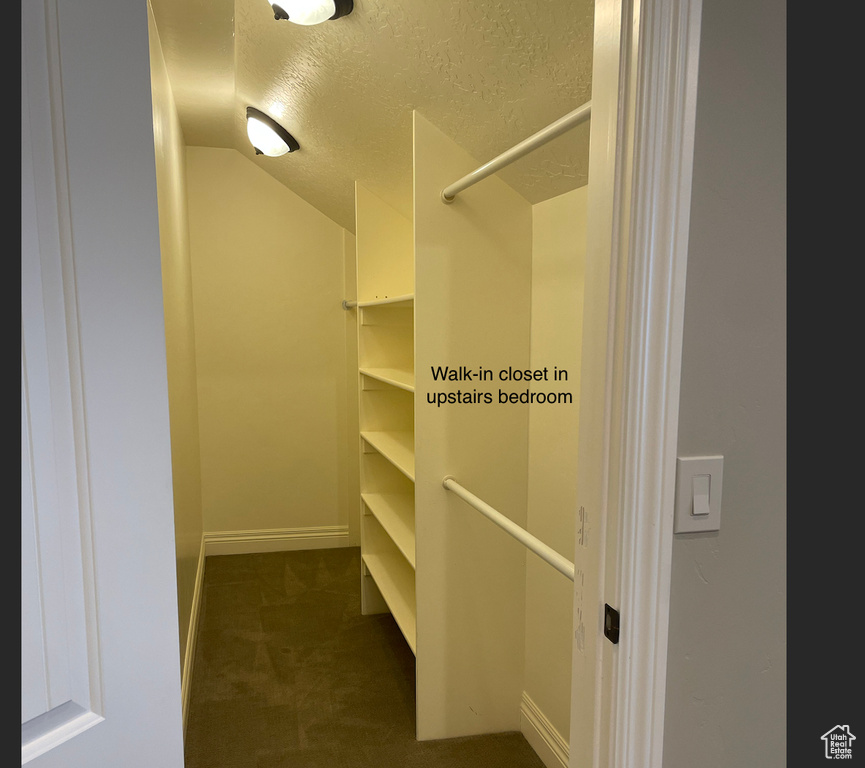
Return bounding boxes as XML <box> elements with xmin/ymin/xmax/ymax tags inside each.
<box><xmin>663</xmin><ymin>0</ymin><xmax>786</xmax><ymax>764</ymax></box>
<box><xmin>355</xmin><ymin>183</ymin><xmax>414</xmax><ymax>301</ymax></box>
<box><xmin>185</xmin><ymin>146</ymin><xmax>350</xmax><ymax>535</ymax></box>
<box><xmin>147</xmin><ymin>2</ymin><xmax>203</xmax><ymax>670</ymax></box>
<box><xmin>524</xmin><ymin>186</ymin><xmax>587</xmax><ymax>747</ymax></box>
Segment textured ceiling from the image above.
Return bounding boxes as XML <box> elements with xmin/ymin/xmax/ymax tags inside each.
<box><xmin>149</xmin><ymin>0</ymin><xmax>594</xmax><ymax>232</ymax></box>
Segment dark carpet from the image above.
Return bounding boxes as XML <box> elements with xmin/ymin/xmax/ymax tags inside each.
<box><xmin>184</xmin><ymin>547</ymin><xmax>546</xmax><ymax>768</ymax></box>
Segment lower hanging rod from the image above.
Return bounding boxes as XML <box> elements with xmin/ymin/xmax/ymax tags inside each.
<box><xmin>442</xmin><ymin>475</ymin><xmax>575</xmax><ymax>581</ymax></box>
<box><xmin>440</xmin><ymin>100</ymin><xmax>592</xmax><ymax>204</ymax></box>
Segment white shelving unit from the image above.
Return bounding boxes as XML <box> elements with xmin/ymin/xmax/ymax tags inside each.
<box><xmin>361</xmin><ymin>543</ymin><xmax>417</xmax><ymax>652</ymax></box>
<box><xmin>360</xmin><ymin>429</ymin><xmax>415</xmax><ymax>481</ymax></box>
<box><xmin>356</xmin><ymin>294</ymin><xmax>414</xmax><ymax>308</ymax></box>
<box><xmin>354</xmin><ymin>182</ymin><xmax>417</xmax><ymax>660</ymax></box>
<box><xmin>359</xmin><ymin>367</ymin><xmax>415</xmax><ymax>392</ymax></box>
<box><xmin>361</xmin><ymin>491</ymin><xmax>416</xmax><ymax>568</ymax></box>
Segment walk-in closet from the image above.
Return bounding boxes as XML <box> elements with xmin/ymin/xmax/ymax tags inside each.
<box><xmin>24</xmin><ymin>0</ymin><xmax>787</xmax><ymax>762</ymax></box>
<box><xmin>146</xmin><ymin>1</ymin><xmax>597</xmax><ymax>765</ymax></box>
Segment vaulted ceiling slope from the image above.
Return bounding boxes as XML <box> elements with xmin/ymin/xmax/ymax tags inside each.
<box><xmin>149</xmin><ymin>0</ymin><xmax>594</xmax><ymax>233</ymax></box>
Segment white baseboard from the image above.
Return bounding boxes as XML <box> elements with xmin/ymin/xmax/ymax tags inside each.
<box><xmin>520</xmin><ymin>692</ymin><xmax>569</xmax><ymax>768</ymax></box>
<box><xmin>181</xmin><ymin>536</ymin><xmax>206</xmax><ymax>738</ymax></box>
<box><xmin>203</xmin><ymin>525</ymin><xmax>350</xmax><ymax>556</ymax></box>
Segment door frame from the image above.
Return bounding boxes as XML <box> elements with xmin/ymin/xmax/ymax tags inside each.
<box><xmin>577</xmin><ymin>0</ymin><xmax>704</xmax><ymax>765</ymax></box>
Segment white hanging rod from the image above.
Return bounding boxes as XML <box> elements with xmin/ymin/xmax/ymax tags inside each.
<box><xmin>442</xmin><ymin>475</ymin><xmax>575</xmax><ymax>581</ymax></box>
<box><xmin>440</xmin><ymin>100</ymin><xmax>592</xmax><ymax>204</ymax></box>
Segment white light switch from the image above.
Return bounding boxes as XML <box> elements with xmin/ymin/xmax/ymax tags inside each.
<box><xmin>691</xmin><ymin>474</ymin><xmax>711</xmax><ymax>516</ymax></box>
<box><xmin>674</xmin><ymin>456</ymin><xmax>723</xmax><ymax>533</ymax></box>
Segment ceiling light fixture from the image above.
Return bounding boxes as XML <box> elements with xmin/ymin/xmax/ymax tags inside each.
<box><xmin>246</xmin><ymin>107</ymin><xmax>300</xmax><ymax>157</ymax></box>
<box><xmin>267</xmin><ymin>0</ymin><xmax>353</xmax><ymax>25</ymax></box>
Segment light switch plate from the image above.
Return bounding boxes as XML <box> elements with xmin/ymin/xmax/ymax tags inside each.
<box><xmin>674</xmin><ymin>455</ymin><xmax>724</xmax><ymax>533</ymax></box>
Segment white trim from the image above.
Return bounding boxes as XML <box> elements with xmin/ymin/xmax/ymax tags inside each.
<box><xmin>22</xmin><ymin>709</ymin><xmax>104</xmax><ymax>764</ymax></box>
<box><xmin>598</xmin><ymin>0</ymin><xmax>704</xmax><ymax>766</ymax></box>
<box><xmin>520</xmin><ymin>693</ymin><xmax>569</xmax><ymax>768</ymax></box>
<box><xmin>203</xmin><ymin>525</ymin><xmax>350</xmax><ymax>556</ymax></box>
<box><xmin>21</xmin><ymin>0</ymin><xmax>104</xmax><ymax>754</ymax></box>
<box><xmin>180</xmin><ymin>536</ymin><xmax>206</xmax><ymax>738</ymax></box>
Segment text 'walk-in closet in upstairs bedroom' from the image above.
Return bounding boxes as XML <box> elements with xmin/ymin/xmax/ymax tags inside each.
<box><xmin>146</xmin><ymin>0</ymin><xmax>603</xmax><ymax>765</ymax></box>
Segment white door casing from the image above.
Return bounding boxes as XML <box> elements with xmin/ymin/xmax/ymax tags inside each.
<box><xmin>573</xmin><ymin>0</ymin><xmax>703</xmax><ymax>766</ymax></box>
<box><xmin>21</xmin><ymin>0</ymin><xmax>185</xmax><ymax>764</ymax></box>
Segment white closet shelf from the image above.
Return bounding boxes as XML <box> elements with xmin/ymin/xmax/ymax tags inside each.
<box><xmin>360</xmin><ymin>367</ymin><xmax>415</xmax><ymax>392</ymax></box>
<box><xmin>360</xmin><ymin>430</ymin><xmax>415</xmax><ymax>481</ymax></box>
<box><xmin>362</xmin><ymin>551</ymin><xmax>417</xmax><ymax>654</ymax></box>
<box><xmin>362</xmin><ymin>492</ymin><xmax>416</xmax><ymax>569</ymax></box>
<box><xmin>356</xmin><ymin>294</ymin><xmax>414</xmax><ymax>308</ymax></box>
